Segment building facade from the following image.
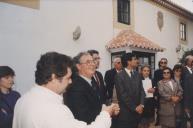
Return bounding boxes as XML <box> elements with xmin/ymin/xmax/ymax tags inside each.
<box><xmin>0</xmin><ymin>0</ymin><xmax>192</xmax><ymax>93</ymax></box>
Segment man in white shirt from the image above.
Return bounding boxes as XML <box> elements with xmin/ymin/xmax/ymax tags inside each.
<box><xmin>13</xmin><ymin>52</ymin><xmax>119</xmax><ymax>128</ymax></box>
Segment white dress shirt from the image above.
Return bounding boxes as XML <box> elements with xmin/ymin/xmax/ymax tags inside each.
<box><xmin>13</xmin><ymin>85</ymin><xmax>111</xmax><ymax>128</ymax></box>
<box><xmin>186</xmin><ymin>66</ymin><xmax>192</xmax><ymax>74</ymax></box>
<box><xmin>125</xmin><ymin>68</ymin><xmax>133</xmax><ymax>77</ymax></box>
<box><xmin>168</xmin><ymin>81</ymin><xmax>174</xmax><ymax>91</ymax></box>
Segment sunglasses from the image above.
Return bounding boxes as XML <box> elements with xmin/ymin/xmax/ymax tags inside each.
<box><xmin>160</xmin><ymin>61</ymin><xmax>167</xmax><ymax>64</ymax></box>
<box><xmin>116</xmin><ymin>62</ymin><xmax>121</xmax><ymax>64</ymax></box>
<box><xmin>175</xmin><ymin>70</ymin><xmax>182</xmax><ymax>72</ymax></box>
<box><xmin>163</xmin><ymin>71</ymin><xmax>170</xmax><ymax>74</ymax></box>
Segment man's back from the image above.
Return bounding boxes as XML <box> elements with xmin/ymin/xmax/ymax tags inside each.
<box><xmin>104</xmin><ymin>68</ymin><xmax>117</xmax><ymax>101</ymax></box>
<box><xmin>13</xmin><ymin>85</ymin><xmax>78</xmax><ymax>128</ymax></box>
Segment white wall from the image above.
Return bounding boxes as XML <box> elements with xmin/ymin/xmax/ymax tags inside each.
<box><xmin>134</xmin><ymin>0</ymin><xmax>193</xmax><ymax>68</ymax></box>
<box><xmin>0</xmin><ymin>0</ymin><xmax>113</xmax><ymax>94</ymax></box>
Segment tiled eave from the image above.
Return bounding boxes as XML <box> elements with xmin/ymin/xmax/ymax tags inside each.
<box><xmin>151</xmin><ymin>0</ymin><xmax>193</xmax><ymax>21</ymax></box>
<box><xmin>106</xmin><ymin>30</ymin><xmax>164</xmax><ymax>52</ymax></box>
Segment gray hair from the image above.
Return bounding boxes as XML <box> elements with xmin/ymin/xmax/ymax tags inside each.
<box><xmin>185</xmin><ymin>55</ymin><xmax>193</xmax><ymax>65</ymax></box>
<box><xmin>113</xmin><ymin>57</ymin><xmax>121</xmax><ymax>64</ymax></box>
<box><xmin>73</xmin><ymin>52</ymin><xmax>90</xmax><ymax>64</ymax></box>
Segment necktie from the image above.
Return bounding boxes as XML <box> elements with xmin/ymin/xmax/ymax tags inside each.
<box><xmin>91</xmin><ymin>77</ymin><xmax>100</xmax><ymax>99</ymax></box>
<box><xmin>130</xmin><ymin>71</ymin><xmax>134</xmax><ymax>77</ymax></box>
<box><xmin>94</xmin><ymin>73</ymin><xmax>100</xmax><ymax>87</ymax></box>
<box><xmin>91</xmin><ymin>77</ymin><xmax>97</xmax><ymax>91</ymax></box>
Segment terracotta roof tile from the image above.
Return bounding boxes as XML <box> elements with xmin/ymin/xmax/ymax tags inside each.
<box><xmin>106</xmin><ymin>29</ymin><xmax>164</xmax><ymax>52</ymax></box>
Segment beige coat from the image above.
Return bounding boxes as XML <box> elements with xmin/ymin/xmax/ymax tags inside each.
<box><xmin>158</xmin><ymin>79</ymin><xmax>183</xmax><ymax>127</ymax></box>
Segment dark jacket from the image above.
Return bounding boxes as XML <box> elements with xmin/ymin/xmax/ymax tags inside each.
<box><xmin>104</xmin><ymin>68</ymin><xmax>117</xmax><ymax>100</ymax></box>
<box><xmin>115</xmin><ymin>69</ymin><xmax>145</xmax><ymax>124</ymax></box>
<box><xmin>0</xmin><ymin>90</ymin><xmax>20</xmax><ymax>128</ymax></box>
<box><xmin>182</xmin><ymin>66</ymin><xmax>193</xmax><ymax>111</ymax></box>
<box><xmin>93</xmin><ymin>71</ymin><xmax>107</xmax><ymax>104</ymax></box>
<box><xmin>65</xmin><ymin>75</ymin><xmax>102</xmax><ymax>124</ymax></box>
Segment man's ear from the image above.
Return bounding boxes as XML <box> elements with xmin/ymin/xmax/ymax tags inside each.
<box><xmin>127</xmin><ymin>61</ymin><xmax>130</xmax><ymax>66</ymax></box>
<box><xmin>51</xmin><ymin>74</ymin><xmax>56</xmax><ymax>81</ymax></box>
<box><xmin>76</xmin><ymin>64</ymin><xmax>81</xmax><ymax>71</ymax></box>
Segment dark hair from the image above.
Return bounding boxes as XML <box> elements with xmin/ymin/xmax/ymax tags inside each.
<box><xmin>121</xmin><ymin>53</ymin><xmax>137</xmax><ymax>68</ymax></box>
<box><xmin>0</xmin><ymin>66</ymin><xmax>15</xmax><ymax>78</ymax></box>
<box><xmin>173</xmin><ymin>64</ymin><xmax>182</xmax><ymax>72</ymax></box>
<box><xmin>162</xmin><ymin>67</ymin><xmax>173</xmax><ymax>78</ymax></box>
<box><xmin>158</xmin><ymin>61</ymin><xmax>161</xmax><ymax>68</ymax></box>
<box><xmin>87</xmin><ymin>50</ymin><xmax>99</xmax><ymax>56</ymax></box>
<box><xmin>35</xmin><ymin>52</ymin><xmax>72</xmax><ymax>85</ymax></box>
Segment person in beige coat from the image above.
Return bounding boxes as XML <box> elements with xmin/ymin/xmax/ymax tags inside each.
<box><xmin>158</xmin><ymin>67</ymin><xmax>183</xmax><ymax>128</ymax></box>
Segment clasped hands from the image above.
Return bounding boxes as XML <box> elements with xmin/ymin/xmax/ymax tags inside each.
<box><xmin>135</xmin><ymin>104</ymin><xmax>144</xmax><ymax>114</ymax></box>
<box><xmin>102</xmin><ymin>103</ymin><xmax>120</xmax><ymax>116</ymax></box>
<box><xmin>171</xmin><ymin>96</ymin><xmax>180</xmax><ymax>103</ymax></box>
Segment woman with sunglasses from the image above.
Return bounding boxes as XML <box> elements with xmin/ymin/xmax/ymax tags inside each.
<box><xmin>158</xmin><ymin>67</ymin><xmax>183</xmax><ymax>128</ymax></box>
<box><xmin>0</xmin><ymin>66</ymin><xmax>20</xmax><ymax>128</ymax></box>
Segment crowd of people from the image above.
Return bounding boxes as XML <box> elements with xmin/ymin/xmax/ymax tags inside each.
<box><xmin>0</xmin><ymin>50</ymin><xmax>193</xmax><ymax>128</ymax></box>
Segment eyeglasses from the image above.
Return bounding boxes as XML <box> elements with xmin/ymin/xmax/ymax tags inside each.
<box><xmin>163</xmin><ymin>71</ymin><xmax>170</xmax><ymax>74</ymax></box>
<box><xmin>80</xmin><ymin>60</ymin><xmax>95</xmax><ymax>65</ymax></box>
<box><xmin>93</xmin><ymin>57</ymin><xmax>100</xmax><ymax>61</ymax></box>
<box><xmin>116</xmin><ymin>62</ymin><xmax>121</xmax><ymax>64</ymax></box>
<box><xmin>160</xmin><ymin>61</ymin><xmax>167</xmax><ymax>64</ymax></box>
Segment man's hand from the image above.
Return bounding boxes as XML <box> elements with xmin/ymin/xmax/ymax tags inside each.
<box><xmin>171</xmin><ymin>96</ymin><xmax>180</xmax><ymax>103</ymax></box>
<box><xmin>112</xmin><ymin>103</ymin><xmax>120</xmax><ymax>116</ymax></box>
<box><xmin>147</xmin><ymin>88</ymin><xmax>155</xmax><ymax>93</ymax></box>
<box><xmin>102</xmin><ymin>104</ymin><xmax>114</xmax><ymax>116</ymax></box>
<box><xmin>102</xmin><ymin>103</ymin><xmax>120</xmax><ymax>116</ymax></box>
<box><xmin>135</xmin><ymin>105</ymin><xmax>144</xmax><ymax>114</ymax></box>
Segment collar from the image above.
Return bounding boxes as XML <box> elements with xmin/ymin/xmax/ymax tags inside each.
<box><xmin>125</xmin><ymin>68</ymin><xmax>133</xmax><ymax>76</ymax></box>
<box><xmin>144</xmin><ymin>77</ymin><xmax>150</xmax><ymax>80</ymax></box>
<box><xmin>186</xmin><ymin>66</ymin><xmax>192</xmax><ymax>74</ymax></box>
<box><xmin>34</xmin><ymin>85</ymin><xmax>63</xmax><ymax>104</ymax></box>
<box><xmin>79</xmin><ymin>75</ymin><xmax>92</xmax><ymax>85</ymax></box>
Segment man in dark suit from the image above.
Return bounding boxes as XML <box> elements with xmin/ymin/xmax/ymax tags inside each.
<box><xmin>115</xmin><ymin>53</ymin><xmax>145</xmax><ymax>128</ymax></box>
<box><xmin>104</xmin><ymin>57</ymin><xmax>122</xmax><ymax>128</ymax></box>
<box><xmin>65</xmin><ymin>52</ymin><xmax>102</xmax><ymax>124</ymax></box>
<box><xmin>65</xmin><ymin>52</ymin><xmax>120</xmax><ymax>124</ymax></box>
<box><xmin>104</xmin><ymin>57</ymin><xmax>122</xmax><ymax>103</ymax></box>
<box><xmin>88</xmin><ymin>50</ymin><xmax>107</xmax><ymax>104</ymax></box>
<box><xmin>182</xmin><ymin>55</ymin><xmax>193</xmax><ymax>126</ymax></box>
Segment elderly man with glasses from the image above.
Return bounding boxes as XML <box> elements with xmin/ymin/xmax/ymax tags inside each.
<box><xmin>65</xmin><ymin>52</ymin><xmax>119</xmax><ymax>125</ymax></box>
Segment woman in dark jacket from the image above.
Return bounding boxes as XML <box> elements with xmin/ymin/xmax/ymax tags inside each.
<box><xmin>0</xmin><ymin>66</ymin><xmax>20</xmax><ymax>128</ymax></box>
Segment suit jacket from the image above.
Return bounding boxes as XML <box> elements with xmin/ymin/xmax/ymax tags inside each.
<box><xmin>93</xmin><ymin>71</ymin><xmax>107</xmax><ymax>104</ymax></box>
<box><xmin>158</xmin><ymin>79</ymin><xmax>183</xmax><ymax>127</ymax></box>
<box><xmin>115</xmin><ymin>69</ymin><xmax>145</xmax><ymax>121</ymax></box>
<box><xmin>65</xmin><ymin>75</ymin><xmax>102</xmax><ymax>124</ymax></box>
<box><xmin>182</xmin><ymin>66</ymin><xmax>193</xmax><ymax>110</ymax></box>
<box><xmin>104</xmin><ymin>68</ymin><xmax>117</xmax><ymax>100</ymax></box>
<box><xmin>158</xmin><ymin>79</ymin><xmax>183</xmax><ymax>116</ymax></box>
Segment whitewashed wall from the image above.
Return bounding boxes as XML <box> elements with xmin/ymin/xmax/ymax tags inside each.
<box><xmin>134</xmin><ymin>0</ymin><xmax>193</xmax><ymax>69</ymax></box>
<box><xmin>0</xmin><ymin>0</ymin><xmax>113</xmax><ymax>94</ymax></box>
